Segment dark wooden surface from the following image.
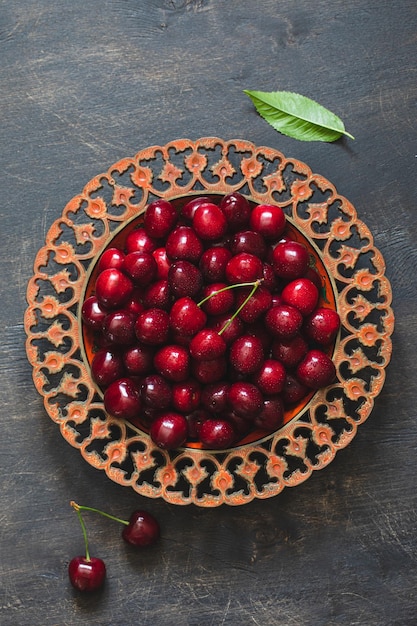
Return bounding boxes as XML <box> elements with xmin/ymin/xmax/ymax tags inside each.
<box><xmin>1</xmin><ymin>1</ymin><xmax>416</xmax><ymax>624</ymax></box>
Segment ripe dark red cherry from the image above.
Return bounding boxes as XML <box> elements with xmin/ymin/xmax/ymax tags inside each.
<box><xmin>91</xmin><ymin>348</ymin><xmax>124</xmax><ymax>388</ymax></box>
<box><xmin>181</xmin><ymin>196</ymin><xmax>211</xmax><ymax>222</ymax></box>
<box><xmin>281</xmin><ymin>278</ymin><xmax>319</xmax><ymax>316</ymax></box>
<box><xmin>172</xmin><ymin>379</ymin><xmax>201</xmax><ymax>413</ymax></box>
<box><xmin>271</xmin><ymin>240</ymin><xmax>310</xmax><ymax>280</ymax></box>
<box><xmin>143</xmin><ymin>199</ymin><xmax>178</xmax><ymax>239</ymax></box>
<box><xmin>303</xmin><ymin>307</ymin><xmax>341</xmax><ymax>345</ymax></box>
<box><xmin>199</xmin><ymin>246</ymin><xmax>232</xmax><ymax>282</ymax></box>
<box><xmin>189</xmin><ymin>329</ymin><xmax>226</xmax><ymax>360</ymax></box>
<box><xmin>192</xmin><ymin>202</ymin><xmax>227</xmax><ymax>240</ymax></box>
<box><xmin>265</xmin><ymin>303</ymin><xmax>303</xmax><ymax>339</ymax></box>
<box><xmin>199</xmin><ymin>418</ymin><xmax>235</xmax><ymax>449</ymax></box>
<box><xmin>166</xmin><ymin>225</ymin><xmax>203</xmax><ymax>262</ymax></box>
<box><xmin>201</xmin><ymin>381</ymin><xmax>230</xmax><ymax>414</ymax></box>
<box><xmin>122</xmin><ymin>510</ymin><xmax>161</xmax><ymax>547</ymax></box>
<box><xmin>249</xmin><ymin>204</ymin><xmax>286</xmax><ymax>240</ymax></box>
<box><xmin>125</xmin><ymin>227</ymin><xmax>159</xmax><ymax>254</ymax></box>
<box><xmin>225</xmin><ymin>252</ymin><xmax>263</xmax><ymax>283</ymax></box>
<box><xmin>230</xmin><ymin>230</ymin><xmax>267</xmax><ymax>259</ymax></box>
<box><xmin>229</xmin><ymin>334</ymin><xmax>264</xmax><ymax>375</ymax></box>
<box><xmin>104</xmin><ymin>377</ymin><xmax>141</xmax><ymax>420</ymax></box>
<box><xmin>102</xmin><ymin>310</ymin><xmax>135</xmax><ymax>345</ymax></box>
<box><xmin>254</xmin><ymin>395</ymin><xmax>285</xmax><ymax>431</ymax></box>
<box><xmin>97</xmin><ymin>247</ymin><xmax>125</xmax><ymax>273</ymax></box>
<box><xmin>123</xmin><ymin>343</ymin><xmax>154</xmax><ymax>376</ymax></box>
<box><xmin>154</xmin><ymin>344</ymin><xmax>190</xmax><ymax>381</ymax></box>
<box><xmin>219</xmin><ymin>192</ymin><xmax>251</xmax><ymax>231</ymax></box>
<box><xmin>82</xmin><ymin>295</ymin><xmax>108</xmax><ymax>330</ymax></box>
<box><xmin>122</xmin><ymin>251</ymin><xmax>157</xmax><ymax>286</ymax></box>
<box><xmin>228</xmin><ymin>381</ymin><xmax>263</xmax><ymax>420</ymax></box>
<box><xmin>296</xmin><ymin>349</ymin><xmax>336</xmax><ymax>390</ymax></box>
<box><xmin>271</xmin><ymin>334</ymin><xmax>308</xmax><ymax>369</ymax></box>
<box><xmin>253</xmin><ymin>359</ymin><xmax>286</xmax><ymax>395</ymax></box>
<box><xmin>168</xmin><ymin>260</ymin><xmax>203</xmax><ymax>298</ymax></box>
<box><xmin>150</xmin><ymin>412</ymin><xmax>188</xmax><ymax>449</ymax></box>
<box><xmin>152</xmin><ymin>247</ymin><xmax>171</xmax><ymax>279</ymax></box>
<box><xmin>68</xmin><ymin>556</ymin><xmax>106</xmax><ymax>592</ymax></box>
<box><xmin>95</xmin><ymin>268</ymin><xmax>134</xmax><ymax>309</ymax></box>
<box><xmin>169</xmin><ymin>296</ymin><xmax>207</xmax><ymax>336</ymax></box>
<box><xmin>142</xmin><ymin>278</ymin><xmax>171</xmax><ymax>310</ymax></box>
<box><xmin>140</xmin><ymin>374</ymin><xmax>172</xmax><ymax>409</ymax></box>
<box><xmin>135</xmin><ymin>308</ymin><xmax>170</xmax><ymax>345</ymax></box>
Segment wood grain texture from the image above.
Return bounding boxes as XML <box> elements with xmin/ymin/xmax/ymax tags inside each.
<box><xmin>1</xmin><ymin>0</ymin><xmax>416</xmax><ymax>624</ymax></box>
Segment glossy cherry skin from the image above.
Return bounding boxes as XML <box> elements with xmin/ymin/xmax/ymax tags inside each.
<box><xmin>227</xmin><ymin>382</ymin><xmax>263</xmax><ymax>420</ymax></box>
<box><xmin>143</xmin><ymin>199</ymin><xmax>178</xmax><ymax>239</ymax></box>
<box><xmin>199</xmin><ymin>418</ymin><xmax>235</xmax><ymax>449</ymax></box>
<box><xmin>181</xmin><ymin>196</ymin><xmax>211</xmax><ymax>222</ymax></box>
<box><xmin>104</xmin><ymin>377</ymin><xmax>141</xmax><ymax>420</ymax></box>
<box><xmin>166</xmin><ymin>225</ymin><xmax>203</xmax><ymax>262</ymax></box>
<box><xmin>191</xmin><ymin>356</ymin><xmax>227</xmax><ymax>384</ymax></box>
<box><xmin>68</xmin><ymin>556</ymin><xmax>106</xmax><ymax>592</ymax></box>
<box><xmin>135</xmin><ymin>308</ymin><xmax>170</xmax><ymax>345</ymax></box>
<box><xmin>168</xmin><ymin>260</ymin><xmax>203</xmax><ymax>298</ymax></box>
<box><xmin>219</xmin><ymin>192</ymin><xmax>251</xmax><ymax>232</ymax></box>
<box><xmin>122</xmin><ymin>251</ymin><xmax>157</xmax><ymax>287</ymax></box>
<box><xmin>172</xmin><ymin>379</ymin><xmax>201</xmax><ymax>413</ymax></box>
<box><xmin>230</xmin><ymin>230</ymin><xmax>267</xmax><ymax>259</ymax></box>
<box><xmin>254</xmin><ymin>395</ymin><xmax>285</xmax><ymax>431</ymax></box>
<box><xmin>271</xmin><ymin>334</ymin><xmax>308</xmax><ymax>369</ymax></box>
<box><xmin>201</xmin><ymin>381</ymin><xmax>230</xmax><ymax>414</ymax></box>
<box><xmin>142</xmin><ymin>279</ymin><xmax>171</xmax><ymax>310</ymax></box>
<box><xmin>125</xmin><ymin>227</ymin><xmax>159</xmax><ymax>254</ymax></box>
<box><xmin>282</xmin><ymin>373</ymin><xmax>309</xmax><ymax>406</ymax></box>
<box><xmin>189</xmin><ymin>329</ymin><xmax>227</xmax><ymax>360</ymax></box>
<box><xmin>95</xmin><ymin>268</ymin><xmax>134</xmax><ymax>309</ymax></box>
<box><xmin>122</xmin><ymin>510</ymin><xmax>161</xmax><ymax>547</ymax></box>
<box><xmin>97</xmin><ymin>247</ymin><xmax>125</xmax><ymax>273</ymax></box>
<box><xmin>192</xmin><ymin>202</ymin><xmax>227</xmax><ymax>240</ymax></box>
<box><xmin>152</xmin><ymin>247</ymin><xmax>172</xmax><ymax>279</ymax></box>
<box><xmin>281</xmin><ymin>278</ymin><xmax>319</xmax><ymax>316</ymax></box>
<box><xmin>169</xmin><ymin>296</ymin><xmax>207</xmax><ymax>336</ymax></box>
<box><xmin>296</xmin><ymin>349</ymin><xmax>336</xmax><ymax>390</ymax></box>
<box><xmin>150</xmin><ymin>412</ymin><xmax>188</xmax><ymax>449</ymax></box>
<box><xmin>235</xmin><ymin>285</ymin><xmax>272</xmax><ymax>323</ymax></box>
<box><xmin>229</xmin><ymin>334</ymin><xmax>264</xmax><ymax>375</ymax></box>
<box><xmin>123</xmin><ymin>343</ymin><xmax>154</xmax><ymax>376</ymax></box>
<box><xmin>199</xmin><ymin>246</ymin><xmax>232</xmax><ymax>282</ymax></box>
<box><xmin>303</xmin><ymin>307</ymin><xmax>341</xmax><ymax>345</ymax></box>
<box><xmin>253</xmin><ymin>359</ymin><xmax>286</xmax><ymax>395</ymax></box>
<box><xmin>141</xmin><ymin>374</ymin><xmax>172</xmax><ymax>409</ymax></box>
<box><xmin>271</xmin><ymin>241</ymin><xmax>310</xmax><ymax>280</ymax></box>
<box><xmin>102</xmin><ymin>310</ymin><xmax>136</xmax><ymax>346</ymax></box>
<box><xmin>209</xmin><ymin>314</ymin><xmax>244</xmax><ymax>345</ymax></box>
<box><xmin>154</xmin><ymin>344</ymin><xmax>190</xmax><ymax>381</ymax></box>
<box><xmin>249</xmin><ymin>204</ymin><xmax>286</xmax><ymax>240</ymax></box>
<box><xmin>265</xmin><ymin>303</ymin><xmax>303</xmax><ymax>339</ymax></box>
<box><xmin>81</xmin><ymin>295</ymin><xmax>108</xmax><ymax>330</ymax></box>
<box><xmin>91</xmin><ymin>348</ymin><xmax>125</xmax><ymax>388</ymax></box>
<box><xmin>225</xmin><ymin>252</ymin><xmax>263</xmax><ymax>283</ymax></box>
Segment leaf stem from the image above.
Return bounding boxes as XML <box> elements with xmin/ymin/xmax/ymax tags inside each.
<box><xmin>70</xmin><ymin>501</ymin><xmax>129</xmax><ymax>527</ymax></box>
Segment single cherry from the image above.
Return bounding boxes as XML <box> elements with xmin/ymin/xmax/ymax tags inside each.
<box><xmin>68</xmin><ymin>556</ymin><xmax>106</xmax><ymax>593</ymax></box>
<box><xmin>150</xmin><ymin>412</ymin><xmax>188</xmax><ymax>449</ymax></box>
<box><xmin>143</xmin><ymin>198</ymin><xmax>178</xmax><ymax>239</ymax></box>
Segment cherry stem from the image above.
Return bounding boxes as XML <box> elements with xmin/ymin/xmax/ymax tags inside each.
<box><xmin>218</xmin><ymin>279</ymin><xmax>262</xmax><ymax>336</ymax></box>
<box><xmin>73</xmin><ymin>505</ymin><xmax>91</xmax><ymax>562</ymax></box>
<box><xmin>70</xmin><ymin>500</ymin><xmax>129</xmax><ymax>527</ymax></box>
<box><xmin>197</xmin><ymin>279</ymin><xmax>261</xmax><ymax>308</ymax></box>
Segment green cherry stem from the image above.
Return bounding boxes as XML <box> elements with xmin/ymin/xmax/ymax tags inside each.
<box><xmin>197</xmin><ymin>279</ymin><xmax>262</xmax><ymax>309</ymax></box>
<box><xmin>72</xmin><ymin>503</ymin><xmax>92</xmax><ymax>562</ymax></box>
<box><xmin>71</xmin><ymin>500</ymin><xmax>129</xmax><ymax>527</ymax></box>
<box><xmin>217</xmin><ymin>279</ymin><xmax>262</xmax><ymax>336</ymax></box>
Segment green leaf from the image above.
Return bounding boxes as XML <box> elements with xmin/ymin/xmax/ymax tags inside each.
<box><xmin>244</xmin><ymin>90</ymin><xmax>354</xmax><ymax>142</ymax></box>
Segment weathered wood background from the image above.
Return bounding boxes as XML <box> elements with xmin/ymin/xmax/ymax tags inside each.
<box><xmin>1</xmin><ymin>1</ymin><xmax>416</xmax><ymax>624</ymax></box>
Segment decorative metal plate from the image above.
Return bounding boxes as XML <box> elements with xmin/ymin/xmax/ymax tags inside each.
<box><xmin>25</xmin><ymin>137</ymin><xmax>394</xmax><ymax>507</ymax></box>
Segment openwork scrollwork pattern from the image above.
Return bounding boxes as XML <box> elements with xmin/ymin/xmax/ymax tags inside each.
<box><xmin>25</xmin><ymin>138</ymin><xmax>394</xmax><ymax>506</ymax></box>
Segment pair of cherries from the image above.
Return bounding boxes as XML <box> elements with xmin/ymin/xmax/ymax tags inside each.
<box><xmin>68</xmin><ymin>502</ymin><xmax>160</xmax><ymax>592</ymax></box>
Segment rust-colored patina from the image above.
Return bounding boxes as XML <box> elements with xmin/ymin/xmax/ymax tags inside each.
<box><xmin>25</xmin><ymin>138</ymin><xmax>394</xmax><ymax>507</ymax></box>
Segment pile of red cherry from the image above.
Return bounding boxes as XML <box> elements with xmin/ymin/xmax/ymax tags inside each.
<box><xmin>82</xmin><ymin>192</ymin><xmax>340</xmax><ymax>451</ymax></box>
